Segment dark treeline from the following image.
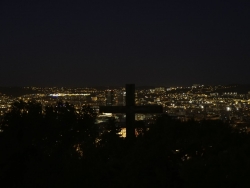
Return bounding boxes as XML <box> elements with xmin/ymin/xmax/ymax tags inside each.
<box><xmin>1</xmin><ymin>101</ymin><xmax>250</xmax><ymax>187</ymax></box>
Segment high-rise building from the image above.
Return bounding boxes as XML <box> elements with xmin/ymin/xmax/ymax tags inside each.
<box><xmin>117</xmin><ymin>91</ymin><xmax>126</xmax><ymax>106</ymax></box>
<box><xmin>105</xmin><ymin>90</ymin><xmax>115</xmax><ymax>106</ymax></box>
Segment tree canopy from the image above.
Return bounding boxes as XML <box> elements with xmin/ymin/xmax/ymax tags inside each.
<box><xmin>1</xmin><ymin>101</ymin><xmax>250</xmax><ymax>187</ymax></box>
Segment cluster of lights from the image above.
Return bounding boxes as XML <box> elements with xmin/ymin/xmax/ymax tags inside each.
<box><xmin>49</xmin><ymin>93</ymin><xmax>90</xmax><ymax>97</ymax></box>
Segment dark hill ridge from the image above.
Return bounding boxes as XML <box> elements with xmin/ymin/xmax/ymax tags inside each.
<box><xmin>216</xmin><ymin>84</ymin><xmax>250</xmax><ymax>94</ymax></box>
<box><xmin>0</xmin><ymin>87</ymin><xmax>36</xmax><ymax>97</ymax></box>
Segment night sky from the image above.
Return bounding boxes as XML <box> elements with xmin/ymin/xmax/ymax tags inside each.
<box><xmin>1</xmin><ymin>1</ymin><xmax>250</xmax><ymax>87</ymax></box>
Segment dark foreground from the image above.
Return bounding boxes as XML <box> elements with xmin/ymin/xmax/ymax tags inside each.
<box><xmin>1</xmin><ymin>101</ymin><xmax>250</xmax><ymax>187</ymax></box>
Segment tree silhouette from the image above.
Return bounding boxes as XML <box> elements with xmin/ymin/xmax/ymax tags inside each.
<box><xmin>1</xmin><ymin>102</ymin><xmax>250</xmax><ymax>187</ymax></box>
<box><xmin>0</xmin><ymin>101</ymin><xmax>100</xmax><ymax>187</ymax></box>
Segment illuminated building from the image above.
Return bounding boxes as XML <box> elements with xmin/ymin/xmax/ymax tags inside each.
<box><xmin>105</xmin><ymin>90</ymin><xmax>115</xmax><ymax>106</ymax></box>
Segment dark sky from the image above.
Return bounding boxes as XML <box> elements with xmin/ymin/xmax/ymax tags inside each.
<box><xmin>1</xmin><ymin>0</ymin><xmax>250</xmax><ymax>87</ymax></box>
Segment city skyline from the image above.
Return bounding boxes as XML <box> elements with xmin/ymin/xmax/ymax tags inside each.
<box><xmin>1</xmin><ymin>1</ymin><xmax>250</xmax><ymax>87</ymax></box>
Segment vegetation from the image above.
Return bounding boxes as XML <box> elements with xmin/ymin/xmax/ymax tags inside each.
<box><xmin>1</xmin><ymin>101</ymin><xmax>250</xmax><ymax>187</ymax></box>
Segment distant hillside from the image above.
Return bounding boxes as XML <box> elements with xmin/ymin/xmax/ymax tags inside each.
<box><xmin>0</xmin><ymin>87</ymin><xmax>36</xmax><ymax>97</ymax></box>
<box><xmin>216</xmin><ymin>84</ymin><xmax>250</xmax><ymax>94</ymax></box>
